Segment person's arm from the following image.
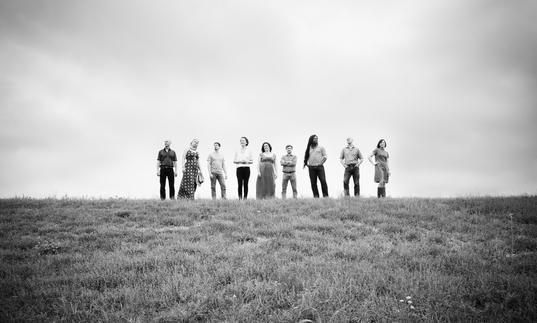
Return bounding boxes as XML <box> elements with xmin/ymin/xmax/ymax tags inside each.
<box><xmin>280</xmin><ymin>156</ymin><xmax>287</xmax><ymax>166</ymax></box>
<box><xmin>273</xmin><ymin>153</ymin><xmax>278</xmax><ymax>178</ymax></box>
<box><xmin>172</xmin><ymin>151</ymin><xmax>178</xmax><ymax>176</ymax></box>
<box><xmin>207</xmin><ymin>155</ymin><xmax>213</xmax><ymax>178</ymax></box>
<box><xmin>197</xmin><ymin>154</ymin><xmax>202</xmax><ymax>176</ymax></box>
<box><xmin>156</xmin><ymin>161</ymin><xmax>161</xmax><ymax>176</ymax></box>
<box><xmin>233</xmin><ymin>151</ymin><xmax>240</xmax><ymax>164</ymax></box>
<box><xmin>257</xmin><ymin>154</ymin><xmax>262</xmax><ymax>177</ymax></box>
<box><xmin>181</xmin><ymin>150</ymin><xmax>187</xmax><ymax>172</ymax></box>
<box><xmin>339</xmin><ymin>149</ymin><xmax>346</xmax><ymax>167</ymax></box>
<box><xmin>290</xmin><ymin>155</ymin><xmax>297</xmax><ymax>167</ymax></box>
<box><xmin>357</xmin><ymin>149</ymin><xmax>364</xmax><ymax>166</ymax></box>
<box><xmin>223</xmin><ymin>157</ymin><xmax>228</xmax><ymax>179</ymax></box>
<box><xmin>320</xmin><ymin>147</ymin><xmax>327</xmax><ymax>165</ymax></box>
<box><xmin>368</xmin><ymin>150</ymin><xmax>377</xmax><ymax>166</ymax></box>
<box><xmin>247</xmin><ymin>150</ymin><xmax>254</xmax><ymax>165</ymax></box>
<box><xmin>386</xmin><ymin>151</ymin><xmax>390</xmax><ymax>175</ymax></box>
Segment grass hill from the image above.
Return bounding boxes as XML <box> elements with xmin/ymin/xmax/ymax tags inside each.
<box><xmin>1</xmin><ymin>196</ymin><xmax>536</xmax><ymax>322</ymax></box>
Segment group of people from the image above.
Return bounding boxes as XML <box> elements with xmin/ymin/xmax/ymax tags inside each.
<box><xmin>156</xmin><ymin>135</ymin><xmax>390</xmax><ymax>200</ymax></box>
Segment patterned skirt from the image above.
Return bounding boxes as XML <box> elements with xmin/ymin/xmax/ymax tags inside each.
<box><xmin>178</xmin><ymin>162</ymin><xmax>198</xmax><ymax>199</ymax></box>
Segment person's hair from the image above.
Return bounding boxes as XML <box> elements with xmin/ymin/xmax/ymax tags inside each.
<box><xmin>214</xmin><ymin>142</ymin><xmax>221</xmax><ymax>147</ymax></box>
<box><xmin>261</xmin><ymin>142</ymin><xmax>272</xmax><ymax>152</ymax></box>
<box><xmin>304</xmin><ymin>134</ymin><xmax>317</xmax><ymax>167</ymax></box>
<box><xmin>377</xmin><ymin>139</ymin><xmax>387</xmax><ymax>148</ymax></box>
<box><xmin>190</xmin><ymin>138</ymin><xmax>199</xmax><ymax>146</ymax></box>
<box><xmin>241</xmin><ymin>137</ymin><xmax>249</xmax><ymax>146</ymax></box>
<box><xmin>285</xmin><ymin>144</ymin><xmax>293</xmax><ymax>149</ymax></box>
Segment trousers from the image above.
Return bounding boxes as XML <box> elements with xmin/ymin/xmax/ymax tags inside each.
<box><xmin>308</xmin><ymin>165</ymin><xmax>328</xmax><ymax>198</ymax></box>
<box><xmin>281</xmin><ymin>172</ymin><xmax>297</xmax><ymax>198</ymax></box>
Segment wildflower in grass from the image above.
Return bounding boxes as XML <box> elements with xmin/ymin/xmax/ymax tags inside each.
<box><xmin>406</xmin><ymin>296</ymin><xmax>412</xmax><ymax>300</ymax></box>
<box><xmin>410</xmin><ymin>305</ymin><xmax>415</xmax><ymax>310</ymax></box>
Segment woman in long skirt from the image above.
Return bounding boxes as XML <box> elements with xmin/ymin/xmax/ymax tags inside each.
<box><xmin>368</xmin><ymin>139</ymin><xmax>390</xmax><ymax>198</ymax></box>
<box><xmin>178</xmin><ymin>139</ymin><xmax>201</xmax><ymax>199</ymax></box>
<box><xmin>256</xmin><ymin>142</ymin><xmax>277</xmax><ymax>199</ymax></box>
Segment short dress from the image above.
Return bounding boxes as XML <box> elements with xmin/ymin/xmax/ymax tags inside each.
<box><xmin>178</xmin><ymin>150</ymin><xmax>199</xmax><ymax>199</ymax></box>
<box><xmin>373</xmin><ymin>148</ymin><xmax>389</xmax><ymax>184</ymax></box>
<box><xmin>256</xmin><ymin>153</ymin><xmax>276</xmax><ymax>199</ymax></box>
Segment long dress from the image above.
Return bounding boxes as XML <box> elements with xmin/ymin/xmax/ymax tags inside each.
<box><xmin>178</xmin><ymin>150</ymin><xmax>199</xmax><ymax>199</ymax></box>
<box><xmin>373</xmin><ymin>148</ymin><xmax>389</xmax><ymax>184</ymax></box>
<box><xmin>256</xmin><ymin>153</ymin><xmax>276</xmax><ymax>199</ymax></box>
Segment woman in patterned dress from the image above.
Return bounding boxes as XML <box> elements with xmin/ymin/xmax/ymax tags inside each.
<box><xmin>178</xmin><ymin>139</ymin><xmax>201</xmax><ymax>199</ymax></box>
<box><xmin>256</xmin><ymin>142</ymin><xmax>277</xmax><ymax>199</ymax></box>
<box><xmin>368</xmin><ymin>139</ymin><xmax>390</xmax><ymax>198</ymax></box>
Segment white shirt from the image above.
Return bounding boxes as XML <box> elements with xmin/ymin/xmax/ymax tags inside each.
<box><xmin>234</xmin><ymin>147</ymin><xmax>253</xmax><ymax>168</ymax></box>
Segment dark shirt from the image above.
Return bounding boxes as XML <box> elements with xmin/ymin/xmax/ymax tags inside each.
<box><xmin>157</xmin><ymin>148</ymin><xmax>177</xmax><ymax>167</ymax></box>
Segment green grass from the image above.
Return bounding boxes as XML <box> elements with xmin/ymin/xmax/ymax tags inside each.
<box><xmin>1</xmin><ymin>196</ymin><xmax>536</xmax><ymax>322</ymax></box>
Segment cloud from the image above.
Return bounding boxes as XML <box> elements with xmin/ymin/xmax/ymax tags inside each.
<box><xmin>1</xmin><ymin>0</ymin><xmax>536</xmax><ymax>197</ymax></box>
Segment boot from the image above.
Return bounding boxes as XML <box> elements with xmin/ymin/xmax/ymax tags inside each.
<box><xmin>377</xmin><ymin>187</ymin><xmax>382</xmax><ymax>198</ymax></box>
<box><xmin>380</xmin><ymin>187</ymin><xmax>386</xmax><ymax>198</ymax></box>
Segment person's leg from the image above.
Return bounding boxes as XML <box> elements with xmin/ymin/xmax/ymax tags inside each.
<box><xmin>237</xmin><ymin>168</ymin><xmax>243</xmax><ymax>199</ymax></box>
<box><xmin>352</xmin><ymin>166</ymin><xmax>360</xmax><ymax>197</ymax></box>
<box><xmin>308</xmin><ymin>167</ymin><xmax>320</xmax><ymax>198</ymax></box>
<box><xmin>244</xmin><ymin>168</ymin><xmax>250</xmax><ymax>199</ymax></box>
<box><xmin>210</xmin><ymin>173</ymin><xmax>217</xmax><ymax>200</ymax></box>
<box><xmin>167</xmin><ymin>168</ymin><xmax>175</xmax><ymax>199</ymax></box>
<box><xmin>281</xmin><ymin>173</ymin><xmax>289</xmax><ymax>199</ymax></box>
<box><xmin>343</xmin><ymin>167</ymin><xmax>351</xmax><ymax>196</ymax></box>
<box><xmin>159</xmin><ymin>169</ymin><xmax>167</xmax><ymax>200</ymax></box>
<box><xmin>318</xmin><ymin>166</ymin><xmax>329</xmax><ymax>197</ymax></box>
<box><xmin>217</xmin><ymin>173</ymin><xmax>226</xmax><ymax>199</ymax></box>
<box><xmin>378</xmin><ymin>167</ymin><xmax>385</xmax><ymax>198</ymax></box>
<box><xmin>290</xmin><ymin>173</ymin><xmax>298</xmax><ymax>198</ymax></box>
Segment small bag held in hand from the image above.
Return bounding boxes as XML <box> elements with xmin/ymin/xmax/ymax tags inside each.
<box><xmin>197</xmin><ymin>172</ymin><xmax>204</xmax><ymax>186</ymax></box>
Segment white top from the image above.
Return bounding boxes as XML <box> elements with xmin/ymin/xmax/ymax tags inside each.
<box><xmin>234</xmin><ymin>147</ymin><xmax>254</xmax><ymax>168</ymax></box>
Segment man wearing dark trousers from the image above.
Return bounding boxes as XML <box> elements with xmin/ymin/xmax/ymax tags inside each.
<box><xmin>303</xmin><ymin>134</ymin><xmax>329</xmax><ymax>198</ymax></box>
<box><xmin>340</xmin><ymin>137</ymin><xmax>363</xmax><ymax>196</ymax></box>
<box><xmin>157</xmin><ymin>140</ymin><xmax>177</xmax><ymax>200</ymax></box>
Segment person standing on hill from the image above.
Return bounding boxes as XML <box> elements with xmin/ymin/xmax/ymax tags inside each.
<box><xmin>303</xmin><ymin>134</ymin><xmax>329</xmax><ymax>198</ymax></box>
<box><xmin>234</xmin><ymin>137</ymin><xmax>254</xmax><ymax>199</ymax></box>
<box><xmin>157</xmin><ymin>140</ymin><xmax>177</xmax><ymax>200</ymax></box>
<box><xmin>281</xmin><ymin>144</ymin><xmax>298</xmax><ymax>199</ymax></box>
<box><xmin>177</xmin><ymin>139</ymin><xmax>202</xmax><ymax>199</ymax></box>
<box><xmin>368</xmin><ymin>139</ymin><xmax>390</xmax><ymax>198</ymax></box>
<box><xmin>256</xmin><ymin>142</ymin><xmax>277</xmax><ymax>199</ymax></box>
<box><xmin>340</xmin><ymin>137</ymin><xmax>363</xmax><ymax>197</ymax></box>
<box><xmin>207</xmin><ymin>142</ymin><xmax>227</xmax><ymax>200</ymax></box>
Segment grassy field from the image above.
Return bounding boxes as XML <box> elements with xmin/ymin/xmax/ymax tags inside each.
<box><xmin>1</xmin><ymin>196</ymin><xmax>536</xmax><ymax>322</ymax></box>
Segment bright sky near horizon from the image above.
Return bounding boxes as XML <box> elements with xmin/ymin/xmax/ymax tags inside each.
<box><xmin>1</xmin><ymin>0</ymin><xmax>536</xmax><ymax>199</ymax></box>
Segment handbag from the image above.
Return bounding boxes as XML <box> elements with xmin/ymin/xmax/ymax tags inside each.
<box><xmin>197</xmin><ymin>172</ymin><xmax>204</xmax><ymax>186</ymax></box>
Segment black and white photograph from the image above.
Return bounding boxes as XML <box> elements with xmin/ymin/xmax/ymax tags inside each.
<box><xmin>1</xmin><ymin>0</ymin><xmax>536</xmax><ymax>321</ymax></box>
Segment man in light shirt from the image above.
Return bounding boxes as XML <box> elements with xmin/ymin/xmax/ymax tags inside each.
<box><xmin>280</xmin><ymin>145</ymin><xmax>298</xmax><ymax>198</ymax></box>
<box><xmin>207</xmin><ymin>142</ymin><xmax>227</xmax><ymax>199</ymax></box>
<box><xmin>340</xmin><ymin>137</ymin><xmax>363</xmax><ymax>197</ymax></box>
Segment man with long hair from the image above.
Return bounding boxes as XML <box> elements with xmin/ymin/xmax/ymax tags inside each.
<box><xmin>303</xmin><ymin>134</ymin><xmax>329</xmax><ymax>198</ymax></box>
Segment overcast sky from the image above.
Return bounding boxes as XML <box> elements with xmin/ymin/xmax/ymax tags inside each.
<box><xmin>1</xmin><ymin>0</ymin><xmax>536</xmax><ymax>199</ymax></box>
